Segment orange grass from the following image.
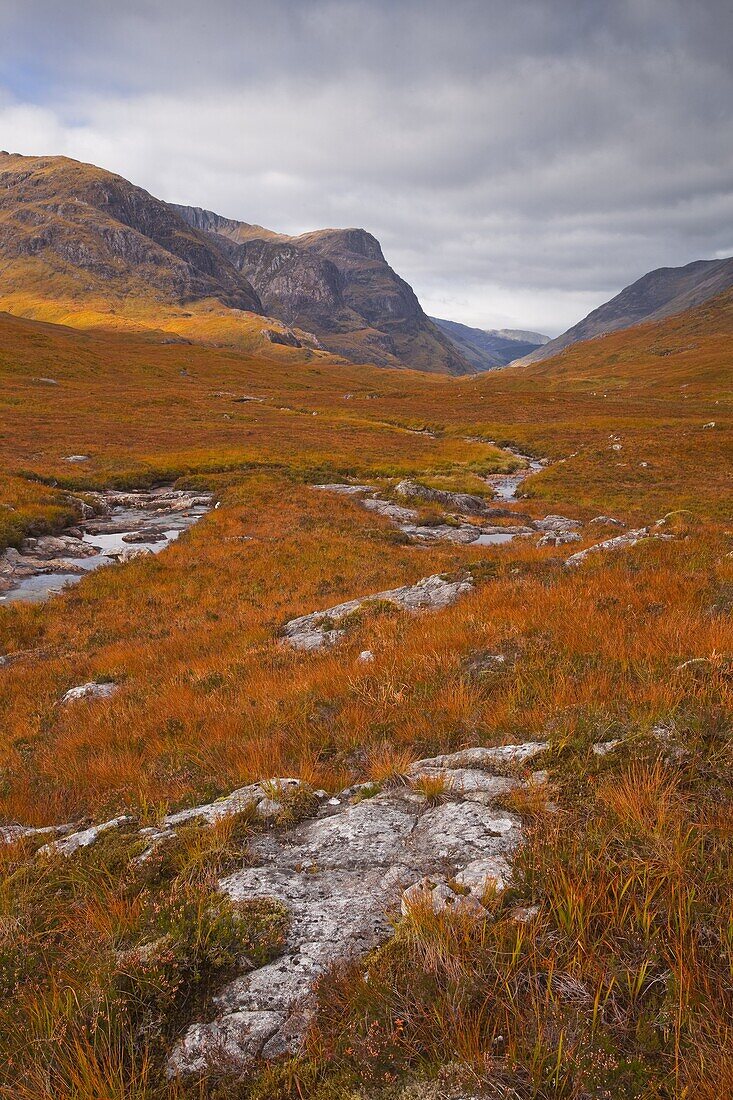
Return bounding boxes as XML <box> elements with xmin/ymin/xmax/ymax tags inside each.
<box><xmin>0</xmin><ymin>296</ymin><xmax>730</xmax><ymax>1097</ymax></box>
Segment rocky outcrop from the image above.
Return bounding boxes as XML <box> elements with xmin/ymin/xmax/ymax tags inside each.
<box><xmin>167</xmin><ymin>739</ymin><xmax>548</xmax><ymax>1075</ymax></box>
<box><xmin>282</xmin><ymin>573</ymin><xmax>474</xmax><ymax>651</ymax></box>
<box><xmin>565</xmin><ymin>526</ymin><xmax>673</xmax><ymax>566</ymax></box>
<box><xmin>0</xmin><ymin>737</ymin><xmax>549</xmax><ymax>1074</ymax></box>
<box><xmin>394</xmin><ymin>479</ymin><xmax>496</xmax><ymax>517</ymax></box>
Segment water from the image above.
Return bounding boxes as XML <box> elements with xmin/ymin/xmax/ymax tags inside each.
<box><xmin>486</xmin><ymin>455</ymin><xmax>544</xmax><ymax>502</ymax></box>
<box><xmin>471</xmin><ymin>531</ymin><xmax>518</xmax><ymax>546</ymax></box>
<box><xmin>1</xmin><ymin>501</ymin><xmax>210</xmax><ymax>605</ymax></box>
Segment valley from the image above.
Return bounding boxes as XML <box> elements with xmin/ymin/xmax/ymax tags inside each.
<box><xmin>0</xmin><ymin>267</ymin><xmax>731</xmax><ymax>1097</ymax></box>
<box><xmin>1</xmin><ymin>0</ymin><xmax>731</xmax><ymax>1093</ymax></box>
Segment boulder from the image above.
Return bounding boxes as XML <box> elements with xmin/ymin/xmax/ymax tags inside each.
<box><xmin>394</xmin><ymin>479</ymin><xmax>490</xmax><ymax>516</ymax></box>
<box><xmin>537</xmin><ymin>530</ymin><xmax>582</xmax><ymax>547</ymax></box>
<box><xmin>534</xmin><ymin>515</ymin><xmax>582</xmax><ymax>533</ymax></box>
<box><xmin>61</xmin><ymin>681</ymin><xmax>118</xmax><ymax>704</ymax></box>
<box><xmin>39</xmin><ymin>815</ymin><xmax>133</xmax><ymax>857</ymax></box>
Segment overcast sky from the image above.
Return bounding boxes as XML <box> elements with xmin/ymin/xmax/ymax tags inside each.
<box><xmin>1</xmin><ymin>0</ymin><xmax>732</xmax><ymax>335</ymax></box>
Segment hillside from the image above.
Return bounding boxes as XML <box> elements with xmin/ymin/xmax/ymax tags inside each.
<box><xmin>522</xmin><ymin>253</ymin><xmax>733</xmax><ymax>365</ymax></box>
<box><xmin>0</xmin><ymin>279</ymin><xmax>731</xmax><ymax>1098</ymax></box>
<box><xmin>175</xmin><ymin>204</ymin><xmax>474</xmax><ymax>374</ymax></box>
<box><xmin>431</xmin><ymin>316</ymin><xmax>549</xmax><ymax>370</ymax></box>
<box><xmin>0</xmin><ymin>153</ymin><xmax>267</xmax><ymax>325</ymax></box>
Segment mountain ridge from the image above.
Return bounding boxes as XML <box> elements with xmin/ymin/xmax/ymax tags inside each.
<box><xmin>0</xmin><ymin>151</ymin><xmax>475</xmax><ymax>374</ymax></box>
<box><xmin>519</xmin><ymin>253</ymin><xmax>733</xmax><ymax>365</ymax></box>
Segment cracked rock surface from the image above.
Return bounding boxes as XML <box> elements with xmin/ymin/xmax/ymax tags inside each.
<box><xmin>168</xmin><ymin>739</ymin><xmax>547</xmax><ymax>1076</ymax></box>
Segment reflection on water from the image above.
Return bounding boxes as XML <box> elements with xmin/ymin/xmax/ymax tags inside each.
<box><xmin>1</xmin><ymin>503</ymin><xmax>210</xmax><ymax>606</ymax></box>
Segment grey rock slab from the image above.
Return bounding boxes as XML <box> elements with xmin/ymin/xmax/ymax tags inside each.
<box><xmin>23</xmin><ymin>535</ymin><xmax>99</xmax><ymax>559</ymax></box>
<box><xmin>590</xmin><ymin>516</ymin><xmax>626</xmax><ymax>528</ymax></box>
<box><xmin>361</xmin><ymin>496</ymin><xmax>418</xmax><ymax>523</ymax></box>
<box><xmin>121</xmin><ymin>528</ymin><xmax>167</xmax><ymax>543</ymax></box>
<box><xmin>537</xmin><ymin>530</ymin><xmax>582</xmax><ymax>547</ymax></box>
<box><xmin>163</xmin><ymin>779</ymin><xmax>301</xmax><ymax>828</ymax></box>
<box><xmin>111</xmin><ymin>547</ymin><xmax>154</xmax><ymax>563</ymax></box>
<box><xmin>535</xmin><ymin>515</ymin><xmax>582</xmax><ymax>533</ymax></box>
<box><xmin>401</xmin><ymin>523</ymin><xmax>484</xmax><ymax>544</ymax></box>
<box><xmin>61</xmin><ymin>681</ymin><xmax>118</xmax><ymax>704</ymax></box>
<box><xmin>282</xmin><ymin>573</ymin><xmax>474</xmax><ymax>651</ymax></box>
<box><xmin>168</xmin><ymin>1010</ymin><xmax>284</xmax><ymax>1077</ymax></box>
<box><xmin>401</xmin><ymin>523</ymin><xmax>532</xmax><ymax>545</ymax></box>
<box><xmin>411</xmin><ymin>767</ymin><xmax>519</xmax><ymax>798</ymax></box>
<box><xmin>169</xmin><ymin>762</ymin><xmax>532</xmax><ymax>1075</ymax></box>
<box><xmin>454</xmin><ymin>856</ymin><xmax>512</xmax><ymax>894</ymax></box>
<box><xmin>410</xmin><ymin>742</ymin><xmax>548</xmax><ymax>772</ymax></box>
<box><xmin>408</xmin><ymin>800</ymin><xmax>520</xmax><ymax>863</ymax></box>
<box><xmin>40</xmin><ymin>815</ymin><xmax>134</xmax><ymax>857</ymax></box>
<box><xmin>401</xmin><ymin>878</ymin><xmax>484</xmax><ymax>918</ymax></box>
<box><xmin>246</xmin><ymin>796</ymin><xmax>419</xmax><ymax>872</ymax></box>
<box><xmin>312</xmin><ymin>483</ymin><xmax>375</xmax><ymax>495</ymax></box>
<box><xmin>564</xmin><ymin>528</ymin><xmax>674</xmax><ymax>566</ymax></box>
<box><xmin>0</xmin><ymin>821</ymin><xmax>75</xmax><ymax>845</ymax></box>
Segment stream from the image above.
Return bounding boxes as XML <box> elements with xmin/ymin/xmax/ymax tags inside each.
<box><xmin>484</xmin><ymin>453</ymin><xmax>545</xmax><ymax>501</ymax></box>
<box><xmin>0</xmin><ymin>489</ymin><xmax>213</xmax><ymax>605</ymax></box>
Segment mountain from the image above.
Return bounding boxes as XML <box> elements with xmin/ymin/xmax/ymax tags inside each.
<box><xmin>494</xmin><ymin>328</ymin><xmax>550</xmax><ymax>345</ymax></box>
<box><xmin>520</xmin><ymin>254</ymin><xmax>733</xmax><ymax>365</ymax></box>
<box><xmin>430</xmin><ymin>316</ymin><xmax>550</xmax><ymax>371</ymax></box>
<box><xmin>174</xmin><ymin>205</ymin><xmax>474</xmax><ymax>374</ymax></box>
<box><xmin>0</xmin><ymin>152</ymin><xmax>264</xmax><ymax>319</ymax></box>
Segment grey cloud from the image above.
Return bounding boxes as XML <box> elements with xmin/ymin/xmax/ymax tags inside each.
<box><xmin>1</xmin><ymin>0</ymin><xmax>732</xmax><ymax>333</ymax></box>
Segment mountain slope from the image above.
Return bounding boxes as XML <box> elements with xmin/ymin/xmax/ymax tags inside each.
<box><xmin>522</xmin><ymin>254</ymin><xmax>733</xmax><ymax>365</ymax></box>
<box><xmin>430</xmin><ymin>316</ymin><xmax>549</xmax><ymax>370</ymax></box>
<box><xmin>174</xmin><ymin>205</ymin><xmax>474</xmax><ymax>374</ymax></box>
<box><xmin>0</xmin><ymin>153</ymin><xmax>263</xmax><ymax>314</ymax></box>
<box><xmin>0</xmin><ymin>153</ymin><xmax>340</xmax><ymax>357</ymax></box>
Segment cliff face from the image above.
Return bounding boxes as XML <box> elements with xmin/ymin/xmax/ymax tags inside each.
<box><xmin>173</xmin><ymin>206</ymin><xmax>474</xmax><ymax>374</ymax></box>
<box><xmin>0</xmin><ymin>154</ymin><xmax>262</xmax><ymax>313</ymax></box>
<box><xmin>520</xmin><ymin>255</ymin><xmax>733</xmax><ymax>366</ymax></box>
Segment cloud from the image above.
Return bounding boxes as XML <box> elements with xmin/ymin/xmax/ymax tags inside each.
<box><xmin>1</xmin><ymin>0</ymin><xmax>732</xmax><ymax>334</ymax></box>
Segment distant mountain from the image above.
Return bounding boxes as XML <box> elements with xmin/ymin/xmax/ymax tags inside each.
<box><xmin>520</xmin><ymin>254</ymin><xmax>733</xmax><ymax>365</ymax></box>
<box><xmin>494</xmin><ymin>328</ymin><xmax>551</xmax><ymax>345</ymax></box>
<box><xmin>174</xmin><ymin>206</ymin><xmax>473</xmax><ymax>374</ymax></box>
<box><xmin>430</xmin><ymin>317</ymin><xmax>550</xmax><ymax>371</ymax></box>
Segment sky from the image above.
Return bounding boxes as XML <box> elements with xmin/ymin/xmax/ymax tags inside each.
<box><xmin>1</xmin><ymin>0</ymin><xmax>732</xmax><ymax>336</ymax></box>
